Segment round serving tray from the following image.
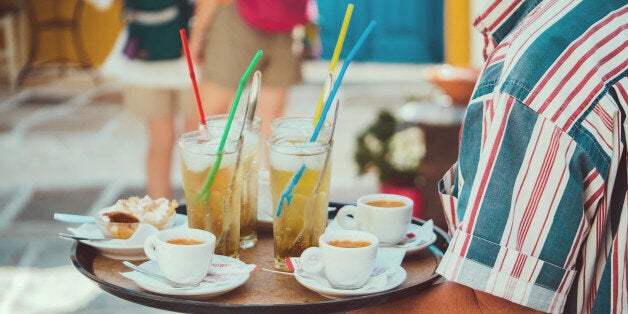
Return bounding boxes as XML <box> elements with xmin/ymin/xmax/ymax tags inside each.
<box><xmin>70</xmin><ymin>203</ymin><xmax>450</xmax><ymax>314</ymax></box>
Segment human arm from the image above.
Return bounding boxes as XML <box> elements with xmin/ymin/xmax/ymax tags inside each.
<box><xmin>352</xmin><ymin>281</ymin><xmax>542</xmax><ymax>314</ymax></box>
<box><xmin>188</xmin><ymin>0</ymin><xmax>221</xmax><ymax>65</ymax></box>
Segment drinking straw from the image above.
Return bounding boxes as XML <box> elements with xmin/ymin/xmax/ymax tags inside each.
<box><xmin>197</xmin><ymin>50</ymin><xmax>264</xmax><ymax>201</ymax></box>
<box><xmin>312</xmin><ymin>4</ymin><xmax>353</xmax><ymax>125</ymax></box>
<box><xmin>179</xmin><ymin>29</ymin><xmax>206</xmax><ymax>126</ymax></box>
<box><xmin>290</xmin><ymin>99</ymin><xmax>340</xmax><ymax>249</ymax></box>
<box><xmin>275</xmin><ymin>21</ymin><xmax>376</xmax><ymax>217</ymax></box>
<box><xmin>310</xmin><ymin>20</ymin><xmax>376</xmax><ymax>142</ymax></box>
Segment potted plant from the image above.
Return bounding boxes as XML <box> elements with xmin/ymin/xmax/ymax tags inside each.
<box><xmin>354</xmin><ymin>110</ymin><xmax>427</xmax><ymax>217</ymax></box>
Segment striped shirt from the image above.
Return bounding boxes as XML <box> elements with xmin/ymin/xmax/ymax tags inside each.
<box><xmin>435</xmin><ymin>1</ymin><xmax>627</xmax><ymax>313</ymax></box>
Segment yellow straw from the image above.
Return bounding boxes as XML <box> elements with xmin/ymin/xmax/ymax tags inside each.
<box><xmin>313</xmin><ymin>3</ymin><xmax>353</xmax><ymax>124</ymax></box>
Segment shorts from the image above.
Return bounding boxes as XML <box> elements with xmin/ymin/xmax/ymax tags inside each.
<box><xmin>201</xmin><ymin>3</ymin><xmax>302</xmax><ymax>88</ymax></box>
<box><xmin>123</xmin><ymin>86</ymin><xmax>197</xmax><ymax>120</ymax></box>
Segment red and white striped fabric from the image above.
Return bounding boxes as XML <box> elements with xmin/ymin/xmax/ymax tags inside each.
<box><xmin>436</xmin><ymin>0</ymin><xmax>627</xmax><ymax>313</ymax></box>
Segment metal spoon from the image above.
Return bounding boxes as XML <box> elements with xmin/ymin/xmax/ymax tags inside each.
<box><xmin>245</xmin><ymin>70</ymin><xmax>262</xmax><ymax>124</ymax></box>
<box><xmin>122</xmin><ymin>261</ymin><xmax>201</xmax><ymax>289</ymax></box>
<box><xmin>57</xmin><ymin>233</ymin><xmax>111</xmax><ymax>242</ymax></box>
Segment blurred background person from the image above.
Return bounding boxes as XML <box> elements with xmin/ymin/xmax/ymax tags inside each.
<box><xmin>188</xmin><ymin>0</ymin><xmax>315</xmax><ymax>139</ymax></box>
<box><xmin>100</xmin><ymin>0</ymin><xmax>196</xmax><ymax>199</ymax></box>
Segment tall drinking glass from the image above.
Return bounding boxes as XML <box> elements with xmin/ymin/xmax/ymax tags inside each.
<box><xmin>178</xmin><ymin>130</ymin><xmax>243</xmax><ymax>258</ymax></box>
<box><xmin>205</xmin><ymin>114</ymin><xmax>261</xmax><ymax>249</ymax></box>
<box><xmin>267</xmin><ymin>134</ymin><xmax>333</xmax><ymax>271</ymax></box>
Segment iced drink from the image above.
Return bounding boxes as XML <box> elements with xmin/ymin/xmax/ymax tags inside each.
<box><xmin>270</xmin><ymin>116</ymin><xmax>332</xmax><ymax>141</ymax></box>
<box><xmin>179</xmin><ymin>130</ymin><xmax>242</xmax><ymax>258</ymax></box>
<box><xmin>267</xmin><ymin>135</ymin><xmax>332</xmax><ymax>271</ymax></box>
<box><xmin>205</xmin><ymin>115</ymin><xmax>261</xmax><ymax>249</ymax></box>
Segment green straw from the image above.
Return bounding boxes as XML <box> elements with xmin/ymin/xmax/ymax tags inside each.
<box><xmin>197</xmin><ymin>50</ymin><xmax>264</xmax><ymax>201</ymax></box>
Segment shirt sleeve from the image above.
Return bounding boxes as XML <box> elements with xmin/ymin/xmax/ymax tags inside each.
<box><xmin>436</xmin><ymin>93</ymin><xmax>602</xmax><ymax>313</ymax></box>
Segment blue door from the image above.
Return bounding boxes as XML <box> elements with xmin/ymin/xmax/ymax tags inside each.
<box><xmin>317</xmin><ymin>0</ymin><xmax>443</xmax><ymax>63</ymax></box>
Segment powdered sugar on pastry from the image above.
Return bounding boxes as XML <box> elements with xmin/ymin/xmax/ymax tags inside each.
<box><xmin>99</xmin><ymin>196</ymin><xmax>177</xmax><ymax>227</ymax></box>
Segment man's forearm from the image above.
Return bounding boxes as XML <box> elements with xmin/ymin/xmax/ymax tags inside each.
<box><xmin>351</xmin><ymin>282</ymin><xmax>542</xmax><ymax>313</ymax></box>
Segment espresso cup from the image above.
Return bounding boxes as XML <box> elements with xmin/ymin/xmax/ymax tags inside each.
<box><xmin>144</xmin><ymin>228</ymin><xmax>216</xmax><ymax>285</ymax></box>
<box><xmin>300</xmin><ymin>230</ymin><xmax>378</xmax><ymax>289</ymax></box>
<box><xmin>337</xmin><ymin>194</ymin><xmax>413</xmax><ymax>244</ymax></box>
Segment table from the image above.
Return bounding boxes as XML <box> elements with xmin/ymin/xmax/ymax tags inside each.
<box><xmin>69</xmin><ymin>203</ymin><xmax>450</xmax><ymax>314</ymax></box>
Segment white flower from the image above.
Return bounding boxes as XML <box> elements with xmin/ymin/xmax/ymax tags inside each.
<box><xmin>364</xmin><ymin>134</ymin><xmax>383</xmax><ymax>154</ymax></box>
<box><xmin>386</xmin><ymin>127</ymin><xmax>426</xmax><ymax>171</ymax></box>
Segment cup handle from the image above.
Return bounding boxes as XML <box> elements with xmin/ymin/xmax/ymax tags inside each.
<box><xmin>143</xmin><ymin>235</ymin><xmax>158</xmax><ymax>260</ymax></box>
<box><xmin>300</xmin><ymin>247</ymin><xmax>324</xmax><ymax>274</ymax></box>
<box><xmin>336</xmin><ymin>205</ymin><xmax>359</xmax><ymax>230</ymax></box>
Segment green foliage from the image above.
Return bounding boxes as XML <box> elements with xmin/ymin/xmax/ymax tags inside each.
<box><xmin>354</xmin><ymin>110</ymin><xmax>425</xmax><ymax>187</ymax></box>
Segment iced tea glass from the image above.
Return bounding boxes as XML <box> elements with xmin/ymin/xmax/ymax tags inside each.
<box><xmin>178</xmin><ymin>129</ymin><xmax>243</xmax><ymax>258</ymax></box>
<box><xmin>267</xmin><ymin>134</ymin><xmax>333</xmax><ymax>271</ymax></box>
<box><xmin>205</xmin><ymin>114</ymin><xmax>261</xmax><ymax>249</ymax></box>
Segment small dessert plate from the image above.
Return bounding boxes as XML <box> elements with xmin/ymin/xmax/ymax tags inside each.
<box><xmin>294</xmin><ymin>266</ymin><xmax>407</xmax><ymax>299</ymax></box>
<box><xmin>121</xmin><ymin>255</ymin><xmax>250</xmax><ymax>299</ymax></box>
<box><xmin>67</xmin><ymin>214</ymin><xmax>187</xmax><ymax>260</ymax></box>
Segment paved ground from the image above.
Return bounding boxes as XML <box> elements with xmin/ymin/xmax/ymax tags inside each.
<box><xmin>0</xmin><ymin>61</ymin><xmax>448</xmax><ymax>313</ymax></box>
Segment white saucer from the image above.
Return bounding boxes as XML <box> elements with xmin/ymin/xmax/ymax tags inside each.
<box><xmin>120</xmin><ymin>255</ymin><xmax>250</xmax><ymax>299</ymax></box>
<box><xmin>294</xmin><ymin>266</ymin><xmax>407</xmax><ymax>299</ymax></box>
<box><xmin>402</xmin><ymin>224</ymin><xmax>437</xmax><ymax>255</ymax></box>
<box><xmin>73</xmin><ymin>214</ymin><xmax>187</xmax><ymax>260</ymax></box>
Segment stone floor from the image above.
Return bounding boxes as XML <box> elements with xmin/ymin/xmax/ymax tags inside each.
<box><xmin>0</xmin><ymin>61</ymin><xmax>459</xmax><ymax>313</ymax></box>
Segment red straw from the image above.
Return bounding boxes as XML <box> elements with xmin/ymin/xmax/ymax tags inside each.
<box><xmin>179</xmin><ymin>29</ymin><xmax>206</xmax><ymax>126</ymax></box>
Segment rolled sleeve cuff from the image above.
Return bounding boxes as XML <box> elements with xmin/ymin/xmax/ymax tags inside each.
<box><xmin>436</xmin><ymin>229</ymin><xmax>577</xmax><ymax>313</ymax></box>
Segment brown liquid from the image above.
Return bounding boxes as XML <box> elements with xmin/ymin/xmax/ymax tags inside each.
<box><xmin>103</xmin><ymin>211</ymin><xmax>139</xmax><ymax>223</ymax></box>
<box><xmin>167</xmin><ymin>238</ymin><xmax>205</xmax><ymax>245</ymax></box>
<box><xmin>327</xmin><ymin>240</ymin><xmax>372</xmax><ymax>248</ymax></box>
<box><xmin>366</xmin><ymin>200</ymin><xmax>406</xmax><ymax>208</ymax></box>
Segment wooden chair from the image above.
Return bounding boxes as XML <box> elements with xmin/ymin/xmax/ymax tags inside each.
<box><xmin>0</xmin><ymin>6</ymin><xmax>19</xmax><ymax>91</ymax></box>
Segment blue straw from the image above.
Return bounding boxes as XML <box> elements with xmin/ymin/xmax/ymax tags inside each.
<box><xmin>275</xmin><ymin>20</ymin><xmax>377</xmax><ymax>217</ymax></box>
<box><xmin>310</xmin><ymin>20</ymin><xmax>376</xmax><ymax>142</ymax></box>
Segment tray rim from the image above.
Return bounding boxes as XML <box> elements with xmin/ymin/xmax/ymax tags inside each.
<box><xmin>70</xmin><ymin>202</ymin><xmax>450</xmax><ymax>314</ymax></box>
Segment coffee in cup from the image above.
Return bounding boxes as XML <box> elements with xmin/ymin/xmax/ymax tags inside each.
<box><xmin>300</xmin><ymin>230</ymin><xmax>378</xmax><ymax>289</ymax></box>
<box><xmin>144</xmin><ymin>228</ymin><xmax>216</xmax><ymax>286</ymax></box>
<box><xmin>336</xmin><ymin>194</ymin><xmax>413</xmax><ymax>244</ymax></box>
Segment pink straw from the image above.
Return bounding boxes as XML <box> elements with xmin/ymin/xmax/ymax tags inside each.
<box><xmin>179</xmin><ymin>29</ymin><xmax>206</xmax><ymax>126</ymax></box>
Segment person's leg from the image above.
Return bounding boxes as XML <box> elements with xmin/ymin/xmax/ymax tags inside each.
<box><xmin>257</xmin><ymin>86</ymin><xmax>288</xmax><ymax>139</ymax></box>
<box><xmin>124</xmin><ymin>86</ymin><xmax>176</xmax><ymax>199</ymax></box>
<box><xmin>200</xmin><ymin>81</ymin><xmax>235</xmax><ymax>116</ymax></box>
<box><xmin>146</xmin><ymin>115</ymin><xmax>176</xmax><ymax>199</ymax></box>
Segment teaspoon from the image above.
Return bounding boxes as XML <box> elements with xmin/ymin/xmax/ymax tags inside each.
<box><xmin>122</xmin><ymin>261</ymin><xmax>201</xmax><ymax>289</ymax></box>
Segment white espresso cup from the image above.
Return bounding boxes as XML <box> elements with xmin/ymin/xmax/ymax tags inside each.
<box><xmin>300</xmin><ymin>230</ymin><xmax>378</xmax><ymax>289</ymax></box>
<box><xmin>144</xmin><ymin>228</ymin><xmax>216</xmax><ymax>286</ymax></box>
<box><xmin>336</xmin><ymin>194</ymin><xmax>413</xmax><ymax>244</ymax></box>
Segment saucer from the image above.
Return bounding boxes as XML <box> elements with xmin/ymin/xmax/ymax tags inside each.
<box><xmin>401</xmin><ymin>224</ymin><xmax>437</xmax><ymax>255</ymax></box>
<box><xmin>294</xmin><ymin>266</ymin><xmax>407</xmax><ymax>299</ymax></box>
<box><xmin>120</xmin><ymin>255</ymin><xmax>250</xmax><ymax>298</ymax></box>
<box><xmin>69</xmin><ymin>214</ymin><xmax>187</xmax><ymax>260</ymax></box>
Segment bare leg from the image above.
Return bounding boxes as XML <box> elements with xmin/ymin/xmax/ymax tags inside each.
<box><xmin>200</xmin><ymin>81</ymin><xmax>235</xmax><ymax>116</ymax></box>
<box><xmin>257</xmin><ymin>86</ymin><xmax>288</xmax><ymax>140</ymax></box>
<box><xmin>146</xmin><ymin>116</ymin><xmax>176</xmax><ymax>199</ymax></box>
<box><xmin>183</xmin><ymin>116</ymin><xmax>200</xmax><ymax>132</ymax></box>
<box><xmin>351</xmin><ymin>282</ymin><xmax>542</xmax><ymax>313</ymax></box>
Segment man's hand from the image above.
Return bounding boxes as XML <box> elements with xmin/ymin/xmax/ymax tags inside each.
<box><xmin>188</xmin><ymin>33</ymin><xmax>205</xmax><ymax>65</ymax></box>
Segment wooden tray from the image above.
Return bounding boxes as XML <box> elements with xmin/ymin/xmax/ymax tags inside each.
<box><xmin>70</xmin><ymin>203</ymin><xmax>450</xmax><ymax>314</ymax></box>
